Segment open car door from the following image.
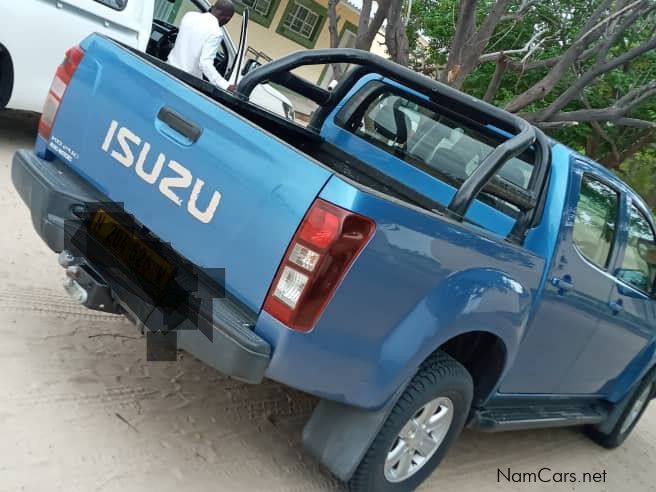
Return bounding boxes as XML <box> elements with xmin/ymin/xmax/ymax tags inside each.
<box><xmin>227</xmin><ymin>8</ymin><xmax>249</xmax><ymax>85</ymax></box>
<box><xmin>227</xmin><ymin>8</ymin><xmax>295</xmax><ymax>120</ymax></box>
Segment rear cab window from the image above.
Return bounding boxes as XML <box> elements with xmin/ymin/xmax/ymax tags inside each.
<box><xmin>617</xmin><ymin>203</ymin><xmax>656</xmax><ymax>294</ymax></box>
<box><xmin>332</xmin><ymin>80</ymin><xmax>540</xmax><ymax>236</ymax></box>
<box><xmin>572</xmin><ymin>174</ymin><xmax>619</xmax><ymax>269</ymax></box>
<box><xmin>354</xmin><ymin>91</ymin><xmax>533</xmax><ymax>191</ymax></box>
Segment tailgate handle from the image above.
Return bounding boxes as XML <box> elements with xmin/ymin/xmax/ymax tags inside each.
<box><xmin>157</xmin><ymin>107</ymin><xmax>202</xmax><ymax>143</ymax></box>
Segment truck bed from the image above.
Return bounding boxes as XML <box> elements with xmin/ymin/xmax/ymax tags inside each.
<box><xmin>130</xmin><ymin>44</ymin><xmax>441</xmax><ymax>213</ymax></box>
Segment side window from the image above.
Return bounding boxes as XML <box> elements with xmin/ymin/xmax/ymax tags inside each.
<box><xmin>572</xmin><ymin>175</ymin><xmax>619</xmax><ymax>268</ymax></box>
<box><xmin>277</xmin><ymin>0</ymin><xmax>327</xmax><ymax>49</ymax></box>
<box><xmin>94</xmin><ymin>0</ymin><xmax>128</xmax><ymax>10</ymax></box>
<box><xmin>617</xmin><ymin>204</ymin><xmax>656</xmax><ymax>294</ymax></box>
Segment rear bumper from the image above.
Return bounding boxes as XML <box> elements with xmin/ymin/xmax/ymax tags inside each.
<box><xmin>11</xmin><ymin>149</ymin><xmax>271</xmax><ymax>383</ymax></box>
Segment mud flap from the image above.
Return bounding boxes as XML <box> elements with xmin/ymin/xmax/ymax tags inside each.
<box><xmin>302</xmin><ymin>382</ymin><xmax>408</xmax><ymax>482</ymax></box>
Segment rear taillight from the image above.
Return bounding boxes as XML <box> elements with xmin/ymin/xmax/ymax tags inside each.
<box><xmin>263</xmin><ymin>199</ymin><xmax>375</xmax><ymax>332</ymax></box>
<box><xmin>38</xmin><ymin>46</ymin><xmax>85</xmax><ymax>140</ymax></box>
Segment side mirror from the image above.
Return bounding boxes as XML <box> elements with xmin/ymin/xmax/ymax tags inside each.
<box><xmin>616</xmin><ymin>268</ymin><xmax>650</xmax><ymax>294</ymax></box>
<box><xmin>241</xmin><ymin>59</ymin><xmax>262</xmax><ymax>77</ymax></box>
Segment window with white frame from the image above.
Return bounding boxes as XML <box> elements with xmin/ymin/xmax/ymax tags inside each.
<box><xmin>241</xmin><ymin>0</ymin><xmax>274</xmax><ymax>17</ymax></box>
<box><xmin>283</xmin><ymin>2</ymin><xmax>320</xmax><ymax>39</ymax></box>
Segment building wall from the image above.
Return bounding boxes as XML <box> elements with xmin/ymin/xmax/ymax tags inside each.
<box><xmin>229</xmin><ymin>1</ymin><xmax>360</xmax><ymax>83</ymax></box>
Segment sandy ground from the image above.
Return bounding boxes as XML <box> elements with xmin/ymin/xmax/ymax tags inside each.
<box><xmin>1</xmin><ymin>109</ymin><xmax>656</xmax><ymax>492</ymax></box>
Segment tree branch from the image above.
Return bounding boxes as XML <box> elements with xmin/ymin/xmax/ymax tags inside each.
<box><xmin>524</xmin><ymin>79</ymin><xmax>656</xmax><ymax>129</ymax></box>
<box><xmin>479</xmin><ymin>27</ymin><xmax>547</xmax><ymax>63</ymax></box>
<box><xmin>576</xmin><ymin>0</ymin><xmax>648</xmax><ymax>47</ymax></box>
<box><xmin>595</xmin><ymin>1</ymin><xmax>653</xmax><ymax>61</ymax></box>
<box><xmin>504</xmin><ymin>0</ymin><xmax>618</xmax><ymax>112</ymax></box>
<box><xmin>583</xmin><ymin>93</ymin><xmax>620</xmax><ymax>162</ymax></box>
<box><xmin>483</xmin><ymin>57</ymin><xmax>508</xmax><ymax>102</ymax></box>
<box><xmin>540</xmin><ymin>37</ymin><xmax>656</xmax><ymax>119</ymax></box>
<box><xmin>500</xmin><ymin>0</ymin><xmax>537</xmax><ymax>22</ymax></box>
<box><xmin>506</xmin><ymin>46</ymin><xmax>599</xmax><ymax>71</ymax></box>
<box><xmin>534</xmin><ymin>118</ymin><xmax>656</xmax><ymax>130</ymax></box>
<box><xmin>600</xmin><ymin>130</ymin><xmax>656</xmax><ymax>168</ymax></box>
<box><xmin>616</xmin><ymin>81</ymin><xmax>656</xmax><ymax>108</ymax></box>
<box><xmin>614</xmin><ymin>118</ymin><xmax>656</xmax><ymax>129</ymax></box>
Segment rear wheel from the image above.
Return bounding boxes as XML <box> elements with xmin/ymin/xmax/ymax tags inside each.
<box><xmin>0</xmin><ymin>45</ymin><xmax>13</xmax><ymax>109</ymax></box>
<box><xmin>348</xmin><ymin>352</ymin><xmax>473</xmax><ymax>492</ymax></box>
<box><xmin>586</xmin><ymin>374</ymin><xmax>654</xmax><ymax>449</ymax></box>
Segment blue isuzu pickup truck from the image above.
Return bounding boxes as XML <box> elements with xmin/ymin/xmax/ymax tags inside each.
<box><xmin>12</xmin><ymin>33</ymin><xmax>656</xmax><ymax>491</ymax></box>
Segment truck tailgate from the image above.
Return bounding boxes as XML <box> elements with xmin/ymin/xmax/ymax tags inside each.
<box><xmin>48</xmin><ymin>35</ymin><xmax>332</xmax><ymax>311</ymax></box>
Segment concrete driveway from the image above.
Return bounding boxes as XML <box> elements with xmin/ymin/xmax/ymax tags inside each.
<box><xmin>1</xmin><ymin>110</ymin><xmax>655</xmax><ymax>492</ymax></box>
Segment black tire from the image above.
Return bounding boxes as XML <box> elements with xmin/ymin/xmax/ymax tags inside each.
<box><xmin>585</xmin><ymin>374</ymin><xmax>654</xmax><ymax>449</ymax></box>
<box><xmin>0</xmin><ymin>45</ymin><xmax>13</xmax><ymax>110</ymax></box>
<box><xmin>348</xmin><ymin>351</ymin><xmax>473</xmax><ymax>492</ymax></box>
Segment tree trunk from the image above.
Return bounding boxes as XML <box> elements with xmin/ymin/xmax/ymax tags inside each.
<box><xmin>442</xmin><ymin>0</ymin><xmax>477</xmax><ymax>84</ymax></box>
<box><xmin>385</xmin><ymin>0</ymin><xmax>410</xmax><ymax>66</ymax></box>
<box><xmin>444</xmin><ymin>0</ymin><xmax>512</xmax><ymax>88</ymax></box>
<box><xmin>355</xmin><ymin>0</ymin><xmax>392</xmax><ymax>51</ymax></box>
<box><xmin>483</xmin><ymin>58</ymin><xmax>507</xmax><ymax>102</ymax></box>
<box><xmin>327</xmin><ymin>0</ymin><xmax>343</xmax><ymax>80</ymax></box>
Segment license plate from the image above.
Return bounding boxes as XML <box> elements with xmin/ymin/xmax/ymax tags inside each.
<box><xmin>89</xmin><ymin>209</ymin><xmax>174</xmax><ymax>291</ymax></box>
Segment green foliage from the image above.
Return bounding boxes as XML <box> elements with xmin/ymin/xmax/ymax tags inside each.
<box><xmin>616</xmin><ymin>148</ymin><xmax>656</xmax><ymax>211</ymax></box>
<box><xmin>409</xmin><ymin>0</ymin><xmax>656</xmax><ymax>169</ymax></box>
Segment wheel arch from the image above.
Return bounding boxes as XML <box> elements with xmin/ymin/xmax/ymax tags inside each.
<box><xmin>436</xmin><ymin>330</ymin><xmax>508</xmax><ymax>406</ymax></box>
<box><xmin>0</xmin><ymin>42</ymin><xmax>14</xmax><ymax>109</ymax></box>
<box><xmin>382</xmin><ymin>266</ymin><xmax>531</xmax><ymax>409</ymax></box>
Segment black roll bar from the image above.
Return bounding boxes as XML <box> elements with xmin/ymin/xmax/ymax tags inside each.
<box><xmin>237</xmin><ymin>48</ymin><xmax>544</xmax><ymax>222</ymax></box>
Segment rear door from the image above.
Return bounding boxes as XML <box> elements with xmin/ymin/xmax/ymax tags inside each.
<box><xmin>589</xmin><ymin>201</ymin><xmax>656</xmax><ymax>389</ymax></box>
<box><xmin>502</xmin><ymin>170</ymin><xmax>621</xmax><ymax>394</ymax></box>
<box><xmin>49</xmin><ymin>35</ymin><xmax>332</xmax><ymax>311</ymax></box>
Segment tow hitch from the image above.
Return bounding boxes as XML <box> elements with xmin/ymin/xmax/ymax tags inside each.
<box><xmin>58</xmin><ymin>250</ymin><xmax>123</xmax><ymax>314</ymax></box>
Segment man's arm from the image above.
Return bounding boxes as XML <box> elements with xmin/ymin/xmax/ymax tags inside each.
<box><xmin>199</xmin><ymin>33</ymin><xmax>231</xmax><ymax>90</ymax></box>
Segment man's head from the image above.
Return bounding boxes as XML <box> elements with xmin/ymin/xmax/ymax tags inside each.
<box><xmin>211</xmin><ymin>0</ymin><xmax>235</xmax><ymax>26</ymax></box>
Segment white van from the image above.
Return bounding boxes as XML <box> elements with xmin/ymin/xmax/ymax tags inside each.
<box><xmin>0</xmin><ymin>0</ymin><xmax>294</xmax><ymax>119</ymax></box>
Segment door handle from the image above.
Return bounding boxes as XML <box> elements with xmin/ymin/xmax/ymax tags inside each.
<box><xmin>608</xmin><ymin>299</ymin><xmax>624</xmax><ymax>314</ymax></box>
<box><xmin>157</xmin><ymin>107</ymin><xmax>202</xmax><ymax>143</ymax></box>
<box><xmin>551</xmin><ymin>275</ymin><xmax>574</xmax><ymax>294</ymax></box>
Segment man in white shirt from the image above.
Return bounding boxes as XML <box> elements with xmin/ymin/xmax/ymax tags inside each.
<box><xmin>167</xmin><ymin>0</ymin><xmax>236</xmax><ymax>91</ymax></box>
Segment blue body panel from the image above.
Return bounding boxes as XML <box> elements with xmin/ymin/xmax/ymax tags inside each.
<box><xmin>257</xmin><ymin>175</ymin><xmax>543</xmax><ymax>408</ymax></box>
<box><xmin>37</xmin><ymin>35</ymin><xmax>656</xmax><ymax>410</ymax></box>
